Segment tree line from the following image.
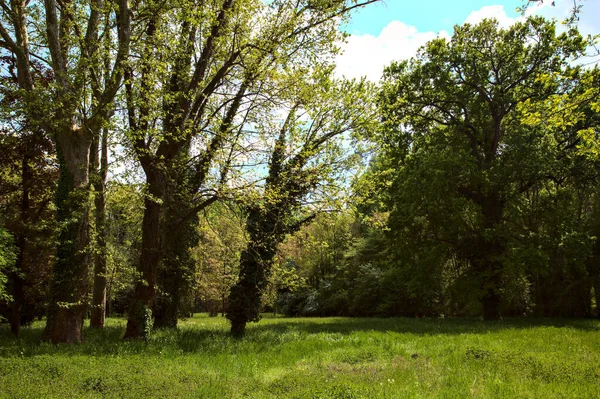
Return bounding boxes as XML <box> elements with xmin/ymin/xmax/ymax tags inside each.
<box><xmin>0</xmin><ymin>0</ymin><xmax>598</xmax><ymax>344</ymax></box>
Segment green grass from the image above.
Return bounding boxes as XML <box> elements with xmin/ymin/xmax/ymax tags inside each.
<box><xmin>1</xmin><ymin>315</ymin><xmax>599</xmax><ymax>398</ymax></box>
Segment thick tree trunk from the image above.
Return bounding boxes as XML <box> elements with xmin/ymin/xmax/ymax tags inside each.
<box><xmin>153</xmin><ymin>247</ymin><xmax>180</xmax><ymax>329</ymax></box>
<box><xmin>43</xmin><ymin>129</ymin><xmax>93</xmax><ymax>343</ymax></box>
<box><xmin>227</xmin><ymin>212</ymin><xmax>277</xmax><ymax>337</ymax></box>
<box><xmin>153</xmin><ymin>184</ymin><xmax>200</xmax><ymax>329</ymax></box>
<box><xmin>227</xmin><ymin>249</ymin><xmax>264</xmax><ymax>337</ymax></box>
<box><xmin>153</xmin><ymin>196</ymin><xmax>180</xmax><ymax>329</ymax></box>
<box><xmin>124</xmin><ymin>174</ymin><xmax>163</xmax><ymax>339</ymax></box>
<box><xmin>153</xmin><ymin>306</ymin><xmax>177</xmax><ymax>328</ymax></box>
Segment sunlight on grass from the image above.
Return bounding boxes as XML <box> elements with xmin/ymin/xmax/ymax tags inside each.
<box><xmin>1</xmin><ymin>315</ymin><xmax>599</xmax><ymax>398</ymax></box>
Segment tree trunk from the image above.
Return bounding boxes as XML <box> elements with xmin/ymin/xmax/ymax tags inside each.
<box><xmin>227</xmin><ymin>231</ymin><xmax>275</xmax><ymax>337</ymax></box>
<box><xmin>227</xmin><ymin>253</ymin><xmax>260</xmax><ymax>337</ymax></box>
<box><xmin>153</xmin><ymin>262</ymin><xmax>179</xmax><ymax>329</ymax></box>
<box><xmin>474</xmin><ymin>192</ymin><xmax>505</xmax><ymax>321</ymax></box>
<box><xmin>124</xmin><ymin>172</ymin><xmax>163</xmax><ymax>339</ymax></box>
<box><xmin>9</xmin><ymin>152</ymin><xmax>32</xmax><ymax>336</ymax></box>
<box><xmin>90</xmin><ymin>192</ymin><xmax>107</xmax><ymax>328</ymax></box>
<box><xmin>90</xmin><ymin>128</ymin><xmax>108</xmax><ymax>328</ymax></box>
<box><xmin>9</xmin><ymin>258</ymin><xmax>24</xmax><ymax>336</ymax></box>
<box><xmin>153</xmin><ymin>179</ymin><xmax>200</xmax><ymax>328</ymax></box>
<box><xmin>43</xmin><ymin>129</ymin><xmax>93</xmax><ymax>343</ymax></box>
<box><xmin>594</xmin><ymin>276</ymin><xmax>600</xmax><ymax>319</ymax></box>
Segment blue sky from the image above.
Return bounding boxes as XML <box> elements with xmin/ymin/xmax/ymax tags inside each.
<box><xmin>335</xmin><ymin>0</ymin><xmax>600</xmax><ymax>81</ymax></box>
<box><xmin>344</xmin><ymin>0</ymin><xmax>522</xmax><ymax>35</ymax></box>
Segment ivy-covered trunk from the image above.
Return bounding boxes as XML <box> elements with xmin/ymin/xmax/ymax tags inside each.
<box><xmin>153</xmin><ymin>168</ymin><xmax>199</xmax><ymax>329</ymax></box>
<box><xmin>152</xmin><ymin>274</ymin><xmax>179</xmax><ymax>328</ymax></box>
<box><xmin>44</xmin><ymin>130</ymin><xmax>93</xmax><ymax>343</ymax></box>
<box><xmin>227</xmin><ymin>208</ymin><xmax>279</xmax><ymax>337</ymax></box>
<box><xmin>227</xmin><ymin>244</ymin><xmax>273</xmax><ymax>337</ymax></box>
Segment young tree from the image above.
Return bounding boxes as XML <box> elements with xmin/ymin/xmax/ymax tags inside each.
<box><xmin>90</xmin><ymin>126</ymin><xmax>110</xmax><ymax>328</ymax></box>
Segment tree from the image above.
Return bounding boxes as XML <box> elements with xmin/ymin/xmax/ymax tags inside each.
<box><xmin>122</xmin><ymin>0</ymin><xmax>378</xmax><ymax>339</ymax></box>
<box><xmin>515</xmin><ymin>64</ymin><xmax>600</xmax><ymax>316</ymax></box>
<box><xmin>0</xmin><ymin>120</ymin><xmax>56</xmax><ymax>334</ymax></box>
<box><xmin>226</xmin><ymin>71</ymin><xmax>374</xmax><ymax>336</ymax></box>
<box><xmin>0</xmin><ymin>12</ymin><xmax>57</xmax><ymax>336</ymax></box>
<box><xmin>90</xmin><ymin>126</ymin><xmax>110</xmax><ymax>328</ymax></box>
<box><xmin>0</xmin><ymin>0</ymin><xmax>131</xmax><ymax>342</ymax></box>
<box><xmin>377</xmin><ymin>17</ymin><xmax>593</xmax><ymax>319</ymax></box>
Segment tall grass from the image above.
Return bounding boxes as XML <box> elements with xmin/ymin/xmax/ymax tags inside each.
<box><xmin>1</xmin><ymin>315</ymin><xmax>598</xmax><ymax>398</ymax></box>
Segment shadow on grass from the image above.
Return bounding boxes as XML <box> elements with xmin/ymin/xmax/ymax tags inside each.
<box><xmin>246</xmin><ymin>316</ymin><xmax>600</xmax><ymax>337</ymax></box>
<box><xmin>1</xmin><ymin>315</ymin><xmax>598</xmax><ymax>358</ymax></box>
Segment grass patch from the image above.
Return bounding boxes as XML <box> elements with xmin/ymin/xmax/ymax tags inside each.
<box><xmin>0</xmin><ymin>316</ymin><xmax>599</xmax><ymax>398</ymax></box>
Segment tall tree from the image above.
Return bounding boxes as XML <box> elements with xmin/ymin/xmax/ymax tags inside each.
<box><xmin>0</xmin><ymin>0</ymin><xmax>131</xmax><ymax>342</ymax></box>
<box><xmin>227</xmin><ymin>72</ymin><xmax>374</xmax><ymax>336</ymax></box>
<box><xmin>122</xmin><ymin>0</ymin><xmax>378</xmax><ymax>339</ymax></box>
<box><xmin>377</xmin><ymin>17</ymin><xmax>594</xmax><ymax>319</ymax></box>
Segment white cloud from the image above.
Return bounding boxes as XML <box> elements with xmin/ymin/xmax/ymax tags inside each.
<box><xmin>335</xmin><ymin>21</ymin><xmax>449</xmax><ymax>81</ymax></box>
<box><xmin>335</xmin><ymin>1</ymin><xmax>600</xmax><ymax>81</ymax></box>
<box><xmin>464</xmin><ymin>5</ymin><xmax>515</xmax><ymax>27</ymax></box>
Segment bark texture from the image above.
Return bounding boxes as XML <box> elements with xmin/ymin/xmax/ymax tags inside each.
<box><xmin>90</xmin><ymin>128</ymin><xmax>109</xmax><ymax>328</ymax></box>
<box><xmin>43</xmin><ymin>128</ymin><xmax>93</xmax><ymax>343</ymax></box>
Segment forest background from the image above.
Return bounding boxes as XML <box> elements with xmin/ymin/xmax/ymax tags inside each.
<box><xmin>0</xmin><ymin>0</ymin><xmax>599</xmax><ymax>344</ymax></box>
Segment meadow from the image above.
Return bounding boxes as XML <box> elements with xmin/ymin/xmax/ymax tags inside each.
<box><xmin>0</xmin><ymin>315</ymin><xmax>599</xmax><ymax>398</ymax></box>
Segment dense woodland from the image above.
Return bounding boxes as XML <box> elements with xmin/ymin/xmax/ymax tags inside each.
<box><xmin>0</xmin><ymin>0</ymin><xmax>599</xmax><ymax>344</ymax></box>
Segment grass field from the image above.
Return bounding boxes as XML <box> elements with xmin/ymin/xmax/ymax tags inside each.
<box><xmin>0</xmin><ymin>315</ymin><xmax>599</xmax><ymax>398</ymax></box>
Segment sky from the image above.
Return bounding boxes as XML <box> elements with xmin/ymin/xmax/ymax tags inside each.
<box><xmin>335</xmin><ymin>0</ymin><xmax>600</xmax><ymax>81</ymax></box>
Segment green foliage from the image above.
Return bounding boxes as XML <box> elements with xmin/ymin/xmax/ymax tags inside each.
<box><xmin>0</xmin><ymin>105</ymin><xmax>57</xmax><ymax>326</ymax></box>
<box><xmin>194</xmin><ymin>203</ymin><xmax>246</xmax><ymax>316</ymax></box>
<box><xmin>0</xmin><ymin>228</ymin><xmax>17</xmax><ymax>303</ymax></box>
<box><xmin>104</xmin><ymin>183</ymin><xmax>144</xmax><ymax>315</ymax></box>
<box><xmin>369</xmin><ymin>16</ymin><xmax>600</xmax><ymax>318</ymax></box>
<box><xmin>132</xmin><ymin>302</ymin><xmax>153</xmax><ymax>341</ymax></box>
